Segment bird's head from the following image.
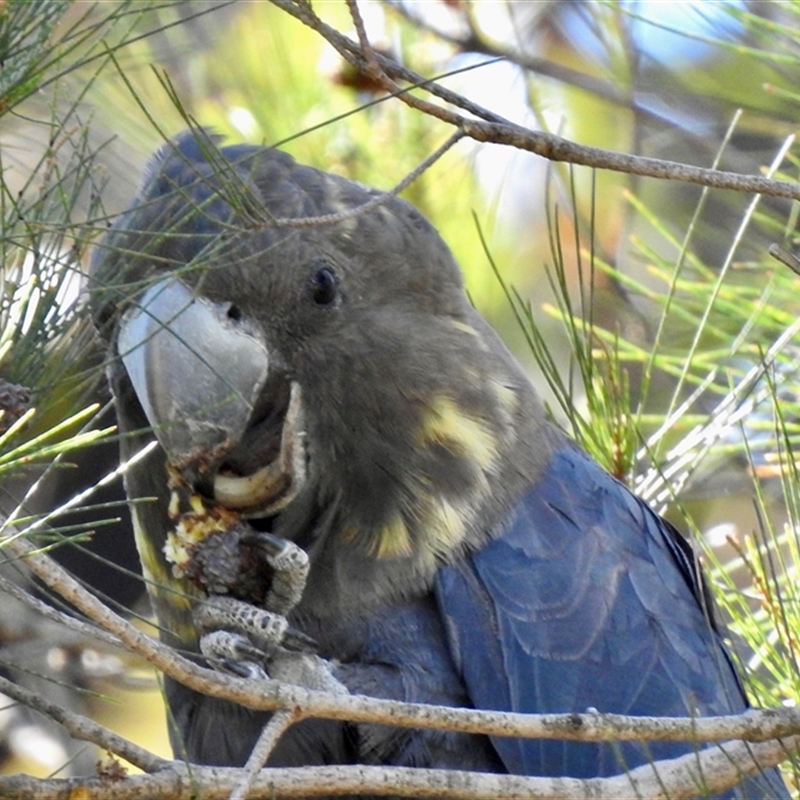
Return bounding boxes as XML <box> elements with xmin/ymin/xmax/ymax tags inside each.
<box><xmin>91</xmin><ymin>132</ymin><xmax>552</xmax><ymax>594</ymax></box>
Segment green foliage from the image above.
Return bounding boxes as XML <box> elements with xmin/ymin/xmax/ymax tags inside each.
<box><xmin>505</xmin><ymin>139</ymin><xmax>800</xmax><ymax>790</ymax></box>
<box><xmin>4</xmin><ymin>0</ymin><xmax>800</xmax><ymax>791</ymax></box>
<box><xmin>81</xmin><ymin>2</ymin><xmax>498</xmax><ymax>321</ymax></box>
<box><xmin>0</xmin><ymin>2</ymin><xmax>199</xmax><ymax>438</ymax></box>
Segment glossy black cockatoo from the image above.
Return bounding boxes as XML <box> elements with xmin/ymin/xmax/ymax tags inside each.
<box><xmin>90</xmin><ymin>131</ymin><xmax>788</xmax><ymax>798</ymax></box>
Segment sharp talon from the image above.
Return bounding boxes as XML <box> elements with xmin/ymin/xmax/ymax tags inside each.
<box><xmin>199</xmin><ymin>627</ymin><xmax>271</xmax><ymax>664</ymax></box>
<box><xmin>238</xmin><ymin>641</ymin><xmax>271</xmax><ymax>662</ymax></box>
<box><xmin>219</xmin><ymin>659</ymin><xmax>269</xmax><ymax>680</ymax></box>
<box><xmin>240</xmin><ymin>530</ymin><xmax>286</xmax><ymax>555</ymax></box>
<box><xmin>283</xmin><ymin>626</ymin><xmax>319</xmax><ymax>653</ymax></box>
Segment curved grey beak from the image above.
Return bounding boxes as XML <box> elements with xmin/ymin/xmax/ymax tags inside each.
<box><xmin>117</xmin><ymin>278</ymin><xmax>269</xmax><ymax>470</ymax></box>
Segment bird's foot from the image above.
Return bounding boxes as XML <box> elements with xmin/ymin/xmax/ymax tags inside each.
<box><xmin>194</xmin><ymin>596</ymin><xmax>346</xmax><ymax>693</ymax></box>
<box><xmin>191</xmin><ymin>531</ymin><xmax>346</xmax><ymax>694</ymax></box>
<box><xmin>195</xmin><ymin>595</ymin><xmax>315</xmax><ymax>657</ymax></box>
<box><xmin>238</xmin><ymin>530</ymin><xmax>309</xmax><ymax>617</ymax></box>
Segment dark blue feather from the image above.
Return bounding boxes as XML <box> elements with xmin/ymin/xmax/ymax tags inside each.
<box><xmin>436</xmin><ymin>446</ymin><xmax>788</xmax><ymax>798</ymax></box>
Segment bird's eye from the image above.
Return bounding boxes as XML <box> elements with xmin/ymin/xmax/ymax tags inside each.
<box><xmin>309</xmin><ymin>266</ymin><xmax>339</xmax><ymax>306</ymax></box>
<box><xmin>94</xmin><ymin>299</ymin><xmax>117</xmax><ymax>332</ymax></box>
<box><xmin>225</xmin><ymin>303</ymin><xmax>242</xmax><ymax>322</ymax></box>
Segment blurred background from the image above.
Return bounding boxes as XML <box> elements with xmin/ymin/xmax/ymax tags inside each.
<box><xmin>2</xmin><ymin>0</ymin><xmax>800</xmax><ymax>791</ymax></box>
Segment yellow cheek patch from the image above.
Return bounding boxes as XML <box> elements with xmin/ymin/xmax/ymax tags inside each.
<box><xmin>490</xmin><ymin>378</ymin><xmax>520</xmax><ymax>431</ymax></box>
<box><xmin>451</xmin><ymin>319</ymin><xmax>481</xmax><ymax>340</ymax></box>
<box><xmin>491</xmin><ymin>378</ymin><xmax>518</xmax><ymax>413</ymax></box>
<box><xmin>418</xmin><ymin>395</ymin><xmax>499</xmax><ymax>472</ymax></box>
<box><xmin>345</xmin><ymin>394</ymin><xmax>502</xmax><ymax>563</ymax></box>
<box><xmin>370</xmin><ymin>496</ymin><xmax>467</xmax><ymax>562</ymax></box>
<box><xmin>374</xmin><ymin>512</ymin><xmax>414</xmax><ymax>558</ymax></box>
<box><xmin>426</xmin><ymin>496</ymin><xmax>466</xmax><ymax>555</ymax></box>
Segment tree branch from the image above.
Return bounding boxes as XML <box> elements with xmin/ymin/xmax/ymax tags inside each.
<box><xmin>0</xmin><ymin>734</ymin><xmax>797</xmax><ymax>800</ymax></box>
<box><xmin>0</xmin><ymin>671</ymin><xmax>165</xmax><ymax>773</ymax></box>
<box><xmin>229</xmin><ymin>710</ymin><xmax>300</xmax><ymax>800</ymax></box>
<box><xmin>270</xmin><ymin>0</ymin><xmax>800</xmax><ymax>201</ymax></box>
<box><xmin>7</xmin><ymin>522</ymin><xmax>800</xmax><ymax>751</ymax></box>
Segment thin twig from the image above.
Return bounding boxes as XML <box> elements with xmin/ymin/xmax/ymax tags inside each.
<box><xmin>8</xmin><ymin>525</ymin><xmax>800</xmax><ymax>748</ymax></box>
<box><xmin>384</xmin><ymin>0</ymin><xmax>743</xmax><ymax>142</ymax></box>
<box><xmin>345</xmin><ymin>0</ymin><xmax>380</xmax><ymax>78</ymax></box>
<box><xmin>258</xmin><ymin>131</ymin><xmax>464</xmax><ymax>229</ymax></box>
<box><xmin>769</xmin><ymin>243</ymin><xmax>800</xmax><ymax>277</ymax></box>
<box><xmin>0</xmin><ymin>570</ymin><xmax>124</xmax><ymax>651</ymax></box>
<box><xmin>0</xmin><ymin>671</ymin><xmax>166</xmax><ymax>773</ymax></box>
<box><xmin>270</xmin><ymin>0</ymin><xmax>800</xmax><ymax>202</ymax></box>
<box><xmin>229</xmin><ymin>709</ymin><xmax>299</xmax><ymax>800</ymax></box>
<box><xmin>272</xmin><ymin>0</ymin><xmax>509</xmax><ymax>125</ymax></box>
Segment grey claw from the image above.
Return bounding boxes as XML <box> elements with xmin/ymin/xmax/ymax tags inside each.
<box><xmin>212</xmin><ymin>658</ymin><xmax>270</xmax><ymax>680</ymax></box>
<box><xmin>194</xmin><ymin>596</ymin><xmax>287</xmax><ymax>648</ymax></box>
<box><xmin>194</xmin><ymin>595</ymin><xmax>315</xmax><ymax>655</ymax></box>
<box><xmin>226</xmin><ymin>660</ymin><xmax>270</xmax><ymax>680</ymax></box>
<box><xmin>242</xmin><ymin>530</ymin><xmax>309</xmax><ymax>575</ymax></box>
<box><xmin>283</xmin><ymin>626</ymin><xmax>318</xmax><ymax>653</ymax></box>
<box><xmin>199</xmin><ymin>629</ymin><xmax>270</xmax><ymax>664</ymax></box>
<box><xmin>240</xmin><ymin>531</ymin><xmax>309</xmax><ymax>615</ymax></box>
<box><xmin>240</xmin><ymin>530</ymin><xmax>288</xmax><ymax>556</ymax></box>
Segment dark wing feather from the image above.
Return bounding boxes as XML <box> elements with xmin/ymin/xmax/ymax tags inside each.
<box><xmin>436</xmin><ymin>447</ymin><xmax>788</xmax><ymax>798</ymax></box>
